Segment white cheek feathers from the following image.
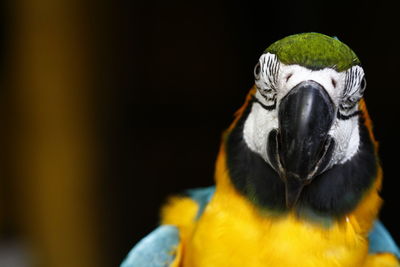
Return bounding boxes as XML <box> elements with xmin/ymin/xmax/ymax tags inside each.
<box><xmin>328</xmin><ymin>113</ymin><xmax>360</xmax><ymax>166</ymax></box>
<box><xmin>243</xmin><ymin>101</ymin><xmax>278</xmax><ymax>164</ymax></box>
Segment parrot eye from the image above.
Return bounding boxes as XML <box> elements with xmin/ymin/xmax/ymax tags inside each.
<box><xmin>254</xmin><ymin>53</ymin><xmax>280</xmax><ymax>109</ymax></box>
<box><xmin>360</xmin><ymin>76</ymin><xmax>367</xmax><ymax>93</ymax></box>
<box><xmin>254</xmin><ymin>62</ymin><xmax>261</xmax><ymax>80</ymax></box>
<box><xmin>339</xmin><ymin>66</ymin><xmax>366</xmax><ymax>115</ymax></box>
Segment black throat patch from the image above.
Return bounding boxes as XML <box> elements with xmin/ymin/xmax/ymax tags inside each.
<box><xmin>225</xmin><ymin>99</ymin><xmax>378</xmax><ymax>219</ymax></box>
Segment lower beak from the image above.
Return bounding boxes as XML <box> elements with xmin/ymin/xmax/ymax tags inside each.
<box><xmin>276</xmin><ymin>80</ymin><xmax>336</xmax><ymax>208</ymax></box>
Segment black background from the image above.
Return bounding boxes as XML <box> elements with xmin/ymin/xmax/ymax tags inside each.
<box><xmin>16</xmin><ymin>0</ymin><xmax>398</xmax><ymax>265</ymax></box>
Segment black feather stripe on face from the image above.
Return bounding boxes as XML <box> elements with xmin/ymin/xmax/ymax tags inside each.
<box><xmin>337</xmin><ymin>110</ymin><xmax>361</xmax><ymax>120</ymax></box>
<box><xmin>225</xmin><ymin>100</ymin><xmax>378</xmax><ymax>219</ymax></box>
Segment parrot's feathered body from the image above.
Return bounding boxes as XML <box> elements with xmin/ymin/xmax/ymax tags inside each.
<box><xmin>122</xmin><ymin>33</ymin><xmax>400</xmax><ymax>267</ymax></box>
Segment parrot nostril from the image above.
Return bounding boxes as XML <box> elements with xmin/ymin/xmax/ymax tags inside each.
<box><xmin>331</xmin><ymin>78</ymin><xmax>337</xmax><ymax>88</ymax></box>
<box><xmin>285</xmin><ymin>73</ymin><xmax>293</xmax><ymax>82</ymax></box>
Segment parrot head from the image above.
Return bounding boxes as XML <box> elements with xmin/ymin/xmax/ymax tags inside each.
<box><xmin>225</xmin><ymin>33</ymin><xmax>376</xmax><ymax>217</ymax></box>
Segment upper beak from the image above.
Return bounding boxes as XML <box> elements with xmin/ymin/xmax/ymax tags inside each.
<box><xmin>274</xmin><ymin>80</ymin><xmax>336</xmax><ymax>208</ymax></box>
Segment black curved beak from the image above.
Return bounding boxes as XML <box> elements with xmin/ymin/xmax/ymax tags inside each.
<box><xmin>274</xmin><ymin>80</ymin><xmax>336</xmax><ymax>208</ymax></box>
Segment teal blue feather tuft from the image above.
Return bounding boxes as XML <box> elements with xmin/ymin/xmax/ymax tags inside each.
<box><xmin>368</xmin><ymin>221</ymin><xmax>400</xmax><ymax>259</ymax></box>
<box><xmin>121</xmin><ymin>225</ymin><xmax>179</xmax><ymax>267</ymax></box>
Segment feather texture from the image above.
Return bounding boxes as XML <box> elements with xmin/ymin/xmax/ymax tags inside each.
<box><xmin>122</xmin><ymin>187</ymin><xmax>399</xmax><ymax>266</ymax></box>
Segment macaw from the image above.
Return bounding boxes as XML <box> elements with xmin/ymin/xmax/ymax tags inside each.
<box><xmin>122</xmin><ymin>33</ymin><xmax>400</xmax><ymax>267</ymax></box>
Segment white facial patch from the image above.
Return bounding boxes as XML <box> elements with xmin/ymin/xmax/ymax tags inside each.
<box><xmin>244</xmin><ymin>53</ymin><xmax>364</xmax><ymax>169</ymax></box>
<box><xmin>243</xmin><ymin>91</ymin><xmax>278</xmax><ymax>164</ymax></box>
<box><xmin>328</xmin><ymin>111</ymin><xmax>360</xmax><ymax>165</ymax></box>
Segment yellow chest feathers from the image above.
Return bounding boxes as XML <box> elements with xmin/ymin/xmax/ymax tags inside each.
<box><xmin>182</xmin><ymin>191</ymin><xmax>370</xmax><ymax>267</ymax></box>
<box><xmin>161</xmin><ymin>185</ymin><xmax>381</xmax><ymax>267</ymax></box>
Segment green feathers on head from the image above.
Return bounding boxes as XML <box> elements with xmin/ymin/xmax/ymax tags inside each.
<box><xmin>265</xmin><ymin>33</ymin><xmax>360</xmax><ymax>72</ymax></box>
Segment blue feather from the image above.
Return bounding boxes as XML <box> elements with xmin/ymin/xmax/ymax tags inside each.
<box><xmin>121</xmin><ymin>225</ymin><xmax>179</xmax><ymax>267</ymax></box>
<box><xmin>184</xmin><ymin>186</ymin><xmax>215</xmax><ymax>220</ymax></box>
<box><xmin>368</xmin><ymin>220</ymin><xmax>400</xmax><ymax>259</ymax></box>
